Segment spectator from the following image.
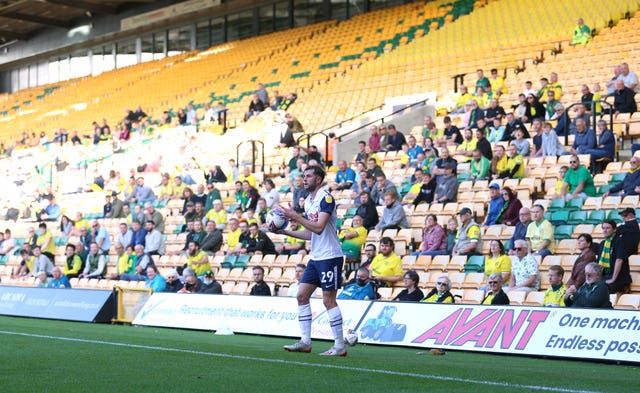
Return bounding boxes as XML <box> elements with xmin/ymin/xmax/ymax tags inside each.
<box><xmin>246</xmin><ymin>223</ymin><xmax>277</xmax><ymax>255</ymax></box>
<box><xmin>62</xmin><ymin>243</ymin><xmax>83</xmax><ymax>279</ymax></box>
<box><xmin>338</xmin><ymin>267</ymin><xmax>376</xmax><ymax>300</ymax></box>
<box><xmin>106</xmin><ymin>191</ymin><xmax>125</xmax><ymax>219</ymax></box>
<box><xmin>164</xmin><ymin>269</ymin><xmax>184</xmax><ymax>293</ymax></box>
<box><xmin>369</xmin><ymin>237</ymin><xmax>403</xmax><ymax>287</ymax></box>
<box><xmin>371</xmin><ymin>173</ymin><xmax>396</xmax><ymax>206</ymax></box>
<box><xmin>246</xmin><ymin>94</ymin><xmax>265</xmax><ymax>120</ymax></box>
<box><xmin>541</xmin><ymin>121</ymin><xmax>565</xmax><ymax>157</ymax></box>
<box><xmin>529</xmin><ymin>119</ymin><xmax>544</xmax><ymax>157</ymax></box>
<box><xmin>490</xmin><ymin>145</ymin><xmax>508</xmax><ymax>177</ymax></box>
<box><xmin>421</xmin><ymin>275</ymin><xmax>454</xmax><ymax>303</ymax></box>
<box><xmin>584</xmin><ymin>120</ymin><xmax>615</xmax><ymax>165</ymax></box>
<box><xmin>470</xmin><ymin>149</ymin><xmax>491</xmax><ymax>180</ymax></box>
<box><xmin>36</xmin><ymin>222</ymin><xmax>56</xmax><ymax>261</ymax></box>
<box><xmin>48</xmin><ymin>266</ymin><xmax>71</xmax><ymax>289</ymax></box>
<box><xmin>453</xmin><ymin>85</ymin><xmax>473</xmax><ymax>113</ymax></box>
<box><xmin>475</xmin><ymin>69</ymin><xmax>490</xmax><ymax>90</ymax></box>
<box><xmin>482</xmin><ymin>273</ymin><xmax>510</xmax><ymax>305</ymax></box>
<box><xmin>611</xmin><ymin>79</ymin><xmax>637</xmax><ymax>114</ymax></box>
<box><xmin>261</xmin><ymin>179</ymin><xmax>280</xmax><ymax>209</ymax></box>
<box><xmin>36</xmin><ymin>197</ymin><xmax>61</xmax><ymax>221</ymax></box>
<box><xmin>430</xmin><ymin>146</ymin><xmax>458</xmax><ymax>177</ymax></box>
<box><xmin>144</xmin><ymin>220</ymin><xmax>165</xmax><ymax>256</ymax></box>
<box><xmin>433</xmin><ymin>163</ymin><xmax>458</xmax><ymax>203</ymax></box>
<box><xmin>570</xmin><ymin>119</ymin><xmax>596</xmax><ymax>155</ymax></box>
<box><xmin>453</xmin><ymin>207</ymin><xmax>482</xmax><ymax>256</ymax></box>
<box><xmin>91</xmin><ymin>220</ymin><xmax>111</xmax><ymax>255</ymax></box>
<box><xmin>542</xmin><ymin>265</ymin><xmax>567</xmax><ymax>307</ymax></box>
<box><xmin>35</xmin><ymin>270</ymin><xmax>50</xmax><ymax>288</ymax></box>
<box><xmin>375</xmin><ymin>191</ymin><xmax>408</xmax><ymax>231</ymax></box>
<box><xmin>600</xmin><ymin>212</ymin><xmax>638</xmax><ymax>293</ymax></box>
<box><xmin>200</xmin><ymin>220</ymin><xmax>223</xmax><ymax>255</ymax></box>
<box><xmin>204</xmin><ymin>200</ymin><xmax>228</xmax><ymax>231</ymax></box>
<box><xmin>485</xmin><ymin>239</ymin><xmax>511</xmax><ymax>285</ymax></box>
<box><xmin>511</xmin><ymin>128</ymin><xmax>530</xmax><ymax>156</ymax></box>
<box><xmin>14</xmin><ymin>249</ymin><xmax>34</xmax><ymax>278</ymax></box>
<box><xmin>80</xmin><ymin>242</ymin><xmax>106</xmax><ymax>279</ymax></box>
<box><xmin>564</xmin><ymin>263</ymin><xmax>612</xmax><ymax>308</ymax></box>
<box><xmin>368</xmin><ymin>125</ymin><xmax>381</xmax><ymax>152</ymax></box>
<box><xmin>199</xmin><ymin>270</ymin><xmax>222</xmax><ymax>294</ymax></box>
<box><xmin>474</xmin><ymin>127</ymin><xmax>493</xmax><ymax>160</ymax></box>
<box><xmin>524</xmin><ymin>94</ymin><xmax>546</xmax><ymax>125</ymax></box>
<box><xmin>603</xmin><ymin>156</ymin><xmax>640</xmax><ymax>197</ymax></box>
<box><xmin>360</xmin><ymin>244</ymin><xmax>376</xmax><ymax>270</ymax></box>
<box><xmin>505</xmin><ymin>113</ymin><xmax>527</xmax><ymax>140</ymax></box>
<box><xmin>526</xmin><ymin>204</ymin><xmax>555</xmax><ymax>258</ymax></box>
<box><xmin>338</xmin><ymin>215</ymin><xmax>367</xmax><ymax>268</ymax></box>
<box><xmin>571</xmin><ymin>17</ymin><xmax>591</xmax><ymax>45</ymax></box>
<box><xmin>185</xmin><ymin>241</ymin><xmax>210</xmax><ymax>276</ymax></box>
<box><xmin>276</xmin><ymin>221</ymin><xmax>306</xmax><ymax>256</ymax></box>
<box><xmin>442</xmin><ymin>116</ymin><xmax>463</xmax><ymax>145</ymax></box>
<box><xmin>393</xmin><ymin>270</ymin><xmax>424</xmax><ymax>302</ymax></box>
<box><xmin>507</xmin><ymin>239</ymin><xmax>540</xmax><ymax>294</ymax></box>
<box><xmin>0</xmin><ymin>229</ymin><xmax>15</xmax><ymax>256</ymax></box>
<box><xmin>485</xmin><ymin>98</ymin><xmax>506</xmax><ymax>122</ymax></box>
<box><xmin>287</xmin><ymin>264</ymin><xmax>306</xmax><ymax>298</ymax></box>
<box><xmin>385</xmin><ymin>124</ymin><xmax>406</xmax><ymax>151</ymax></box>
<box><xmin>618</xmin><ymin>62</ymin><xmax>639</xmax><ymax>92</ymax></box>
<box><xmin>60</xmin><ymin>215</ymin><xmax>74</xmax><ymax>236</ymax></box>
<box><xmin>487</xmin><ymin>117</ymin><xmax>505</xmax><ymax>144</ymax></box>
<box><xmin>249</xmin><ymin>266</ymin><xmax>271</xmax><ymax>296</ymax></box>
<box><xmin>569</xmin><ymin>104</ymin><xmax>591</xmax><ymax>135</ymax></box>
<box><xmin>179</xmin><ymin>267</ymin><xmax>203</xmax><ymax>293</ymax></box>
<box><xmin>240</xmin><ymin>181</ymin><xmax>260</xmax><ymax>212</ymax></box>
<box><xmin>132</xmin><ymin>177</ymin><xmax>156</xmax><ymax>204</ymax></box>
<box><xmin>483</xmin><ymin>183</ymin><xmax>505</xmax><ymax>227</ymax></box>
<box><xmin>456</xmin><ymin>128</ymin><xmax>476</xmax><ymax>161</ymax></box>
<box><xmin>32</xmin><ymin>245</ymin><xmax>53</xmax><ymax>277</ymax></box>
<box><xmin>498</xmin><ymin>144</ymin><xmax>525</xmax><ymax>179</ymax></box>
<box><xmin>410</xmin><ymin>172</ymin><xmax>437</xmax><ymax>207</ymax></box>
<box><xmin>561</xmin><ymin>155</ymin><xmax>595</xmax><ymax>202</ymax></box>
<box><xmin>566</xmin><ymin>233</ymin><xmax>597</xmax><ymax>291</ymax></box>
<box><xmin>227</xmin><ymin>219</ymin><xmax>249</xmax><ymax>256</ymax></box>
<box><xmin>411</xmin><ymin>214</ymin><xmax>446</xmax><ymax>257</ymax></box>
<box><xmin>331</xmin><ymin>160</ymin><xmax>356</xmax><ymax>191</ymax></box>
<box><xmin>496</xmin><ymin>187</ymin><xmax>522</xmax><ymax>226</ymax></box>
<box><xmin>110</xmin><ymin>244</ymin><xmax>135</xmax><ymax>279</ymax></box>
<box><xmin>145</xmin><ymin>265</ymin><xmax>166</xmax><ymax>292</ymax></box>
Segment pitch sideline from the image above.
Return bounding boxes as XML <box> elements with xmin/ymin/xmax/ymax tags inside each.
<box><xmin>0</xmin><ymin>329</ymin><xmax>604</xmax><ymax>393</ymax></box>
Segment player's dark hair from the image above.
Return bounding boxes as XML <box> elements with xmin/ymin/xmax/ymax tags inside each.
<box><xmin>404</xmin><ymin>270</ymin><xmax>419</xmax><ymax>283</ymax></box>
<box><xmin>305</xmin><ymin>165</ymin><xmax>325</xmax><ymax>181</ymax></box>
<box><xmin>380</xmin><ymin>236</ymin><xmax>394</xmax><ymax>247</ymax></box>
<box><xmin>253</xmin><ymin>265</ymin><xmax>265</xmax><ymax>273</ymax></box>
<box><xmin>602</xmin><ymin>219</ymin><xmax>617</xmax><ymax>230</ymax></box>
<box><xmin>296</xmin><ymin>263</ymin><xmax>306</xmax><ymax>269</ymax></box>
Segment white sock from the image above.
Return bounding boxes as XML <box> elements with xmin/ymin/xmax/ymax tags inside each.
<box><xmin>327</xmin><ymin>306</ymin><xmax>344</xmax><ymax>348</ymax></box>
<box><xmin>298</xmin><ymin>304</ymin><xmax>312</xmax><ymax>344</ymax></box>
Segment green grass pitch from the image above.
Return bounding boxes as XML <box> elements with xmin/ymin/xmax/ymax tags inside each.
<box><xmin>0</xmin><ymin>316</ymin><xmax>637</xmax><ymax>393</ymax></box>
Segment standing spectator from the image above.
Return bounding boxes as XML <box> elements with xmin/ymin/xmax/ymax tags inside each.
<box><xmin>249</xmin><ymin>266</ymin><xmax>271</xmax><ymax>296</ymax></box>
<box><xmin>368</xmin><ymin>125</ymin><xmax>381</xmax><ymax>152</ymax></box>
<box><xmin>411</xmin><ymin>214</ymin><xmax>446</xmax><ymax>257</ymax></box>
<box><xmin>564</xmin><ymin>263</ymin><xmax>612</xmax><ymax>308</ymax></box>
<box><xmin>561</xmin><ymin>155</ymin><xmax>595</xmax><ymax>201</ymax></box>
<box><xmin>567</xmin><ymin>233</ymin><xmax>597</xmax><ymax>290</ymax></box>
<box><xmin>526</xmin><ymin>204</ymin><xmax>555</xmax><ymax>258</ymax></box>
<box><xmin>375</xmin><ymin>191</ymin><xmax>408</xmax><ymax>231</ymax></box>
<box><xmin>599</xmin><ymin>212</ymin><xmax>637</xmax><ymax>293</ymax></box>
<box><xmin>393</xmin><ymin>270</ymin><xmax>424</xmax><ymax>302</ymax></box>
<box><xmin>421</xmin><ymin>275</ymin><xmax>455</xmax><ymax>303</ymax></box>
<box><xmin>36</xmin><ymin>222</ymin><xmax>56</xmax><ymax>261</ymax></box>
<box><xmin>507</xmin><ymin>240</ymin><xmax>540</xmax><ymax>294</ymax></box>
<box><xmin>453</xmin><ymin>208</ymin><xmax>482</xmax><ymax>256</ymax></box>
<box><xmin>482</xmin><ymin>273</ymin><xmax>510</xmax><ymax>305</ymax></box>
<box><xmin>256</xmin><ymin>83</ymin><xmax>269</xmax><ymax>106</ymax></box>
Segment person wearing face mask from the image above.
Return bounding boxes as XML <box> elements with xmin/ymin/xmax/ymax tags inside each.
<box><xmin>338</xmin><ymin>268</ymin><xmax>376</xmax><ymax>300</ymax></box>
<box><xmin>198</xmin><ymin>270</ymin><xmax>222</xmax><ymax>294</ymax></box>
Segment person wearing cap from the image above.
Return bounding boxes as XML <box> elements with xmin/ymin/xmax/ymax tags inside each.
<box><xmin>433</xmin><ymin>163</ymin><xmax>458</xmax><ymax>203</ymax></box>
<box><xmin>385</xmin><ymin>124</ymin><xmax>406</xmax><ymax>152</ymax></box>
<box><xmin>561</xmin><ymin>155</ymin><xmax>595</xmax><ymax>202</ymax></box>
<box><xmin>599</xmin><ymin>212</ymin><xmax>638</xmax><ymax>293</ymax></box>
<box><xmin>483</xmin><ymin>183</ymin><xmax>505</xmax><ymax>227</ymax></box>
<box><xmin>453</xmin><ymin>208</ymin><xmax>482</xmax><ymax>256</ymax></box>
<box><xmin>35</xmin><ymin>270</ymin><xmax>50</xmax><ymax>288</ymax></box>
<box><xmin>603</xmin><ymin>156</ymin><xmax>640</xmax><ymax>197</ymax></box>
<box><xmin>544</xmin><ymin>90</ymin><xmax>561</xmax><ymax>120</ymax></box>
<box><xmin>179</xmin><ymin>267</ymin><xmax>203</xmax><ymax>293</ymax></box>
<box><xmin>144</xmin><ymin>265</ymin><xmax>166</xmax><ymax>292</ymax></box>
<box><xmin>105</xmin><ymin>191</ymin><xmax>124</xmax><ymax>219</ymax></box>
<box><xmin>198</xmin><ymin>270</ymin><xmax>222</xmax><ymax>294</ymax></box>
<box><xmin>526</xmin><ymin>204</ymin><xmax>555</xmax><ymax>259</ymax></box>
<box><xmin>470</xmin><ymin>149</ymin><xmax>490</xmax><ymax>181</ymax></box>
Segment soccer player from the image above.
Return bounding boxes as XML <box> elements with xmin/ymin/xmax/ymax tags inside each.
<box><xmin>276</xmin><ymin>165</ymin><xmax>347</xmax><ymax>356</ymax></box>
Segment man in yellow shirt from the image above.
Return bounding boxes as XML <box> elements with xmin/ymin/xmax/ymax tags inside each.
<box><xmin>187</xmin><ymin>241</ymin><xmax>211</xmax><ymax>276</ymax></box>
<box><xmin>543</xmin><ymin>265</ymin><xmax>567</xmax><ymax>307</ymax></box>
<box><xmin>204</xmin><ymin>200</ymin><xmax>228</xmax><ymax>230</ymax></box>
<box><xmin>369</xmin><ymin>237</ymin><xmax>403</xmax><ymax>287</ymax></box>
<box><xmin>36</xmin><ymin>222</ymin><xmax>56</xmax><ymax>260</ymax></box>
<box><xmin>498</xmin><ymin>144</ymin><xmax>524</xmax><ymax>179</ymax></box>
<box><xmin>171</xmin><ymin>176</ymin><xmax>186</xmax><ymax>199</ymax></box>
<box><xmin>237</xmin><ymin>165</ymin><xmax>257</xmax><ymax>188</ymax></box>
<box><xmin>489</xmin><ymin>68</ymin><xmax>507</xmax><ymax>96</ymax></box>
<box><xmin>456</xmin><ymin>129</ymin><xmax>477</xmax><ymax>162</ymax></box>
<box><xmin>454</xmin><ymin>85</ymin><xmax>474</xmax><ymax>113</ymax></box>
<box><xmin>158</xmin><ymin>174</ymin><xmax>173</xmax><ymax>201</ymax></box>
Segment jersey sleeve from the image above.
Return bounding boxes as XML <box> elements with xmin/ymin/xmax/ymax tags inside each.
<box><xmin>318</xmin><ymin>194</ymin><xmax>336</xmax><ymax>214</ymax></box>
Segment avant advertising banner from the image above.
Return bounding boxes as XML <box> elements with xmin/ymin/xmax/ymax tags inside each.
<box><xmin>132</xmin><ymin>293</ymin><xmax>371</xmax><ymax>339</ymax></box>
<box><xmin>0</xmin><ymin>286</ymin><xmax>114</xmax><ymax>322</ymax></box>
<box><xmin>356</xmin><ymin>303</ymin><xmax>640</xmax><ymax>363</ymax></box>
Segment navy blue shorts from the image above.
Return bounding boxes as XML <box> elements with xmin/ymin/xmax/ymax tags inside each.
<box><xmin>300</xmin><ymin>256</ymin><xmax>343</xmax><ymax>291</ymax></box>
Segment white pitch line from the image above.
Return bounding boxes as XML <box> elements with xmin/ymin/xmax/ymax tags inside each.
<box><xmin>0</xmin><ymin>329</ymin><xmax>604</xmax><ymax>393</ymax></box>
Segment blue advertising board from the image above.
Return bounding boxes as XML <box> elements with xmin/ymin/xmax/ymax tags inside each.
<box><xmin>0</xmin><ymin>286</ymin><xmax>114</xmax><ymax>322</ymax></box>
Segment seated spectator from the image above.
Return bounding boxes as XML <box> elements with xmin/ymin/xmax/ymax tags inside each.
<box><xmin>485</xmin><ymin>240</ymin><xmax>511</xmax><ymax>285</ymax></box>
<box><xmin>490</xmin><ymin>145</ymin><xmax>508</xmax><ymax>177</ymax></box>
<box><xmin>0</xmin><ymin>229</ymin><xmax>16</xmax><ymax>256</ymax></box>
<box><xmin>145</xmin><ymin>265</ymin><xmax>166</xmax><ymax>292</ymax></box>
<box><xmin>529</xmin><ymin>119</ymin><xmax>544</xmax><ymax>157</ymax></box>
<box><xmin>186</xmin><ymin>241</ymin><xmax>211</xmax><ymax>276</ymax></box>
<box><xmin>611</xmin><ymin>79</ymin><xmax>637</xmax><ymax>114</ymax></box>
<box><xmin>36</xmin><ymin>197</ymin><xmax>61</xmax><ymax>221</ymax></box>
<box><xmin>508</xmin><ymin>207</ymin><xmax>531</xmax><ymax>255</ymax></box>
<box><xmin>47</xmin><ymin>266</ymin><xmax>71</xmax><ymax>288</ymax></box>
<box><xmin>564</xmin><ymin>263</ymin><xmax>612</xmax><ymax>308</ymax></box>
<box><xmin>474</xmin><ymin>127</ymin><xmax>493</xmax><ymax>160</ymax></box>
<box><xmin>566</xmin><ymin>233</ymin><xmax>597</xmax><ymax>291</ymax></box>
<box><xmin>541</xmin><ymin>122</ymin><xmax>565</xmax><ymax>157</ymax></box>
<box><xmin>445</xmin><ymin>217</ymin><xmax>458</xmax><ymax>255</ymax></box>
<box><xmin>554</xmin><ymin>166</ymin><xmax>568</xmax><ymax>198</ymax></box>
<box><xmin>504</xmin><ymin>113</ymin><xmax>528</xmax><ymax>140</ymax></box>
<box><xmin>36</xmin><ymin>222</ymin><xmax>56</xmax><ymax>261</ymax></box>
<box><xmin>484</xmin><ymin>98</ymin><xmax>506</xmax><ymax>122</ymax></box>
<box><xmin>483</xmin><ymin>183</ymin><xmax>505</xmax><ymax>227</ymax></box>
<box><xmin>108</xmin><ymin>243</ymin><xmax>134</xmax><ymax>279</ymax></box>
<box><xmin>200</xmin><ymin>220</ymin><xmax>223</xmax><ymax>255</ymax></box>
<box><xmin>204</xmin><ymin>200</ymin><xmax>228</xmax><ymax>231</ymax></box>
<box><xmin>246</xmin><ymin>94</ymin><xmax>265</xmax><ymax>120</ymax></box>
<box><xmin>421</xmin><ymin>275</ymin><xmax>454</xmax><ymax>303</ymax></box>
<box><xmin>179</xmin><ymin>267</ymin><xmax>203</xmax><ymax>293</ymax></box>
<box><xmin>453</xmin><ymin>85</ymin><xmax>474</xmax><ymax>113</ymax></box>
<box><xmin>561</xmin><ymin>155</ymin><xmax>595</xmax><ymax>202</ymax></box>
<box><xmin>287</xmin><ymin>264</ymin><xmax>306</xmax><ymax>298</ymax></box>
<box><xmin>497</xmin><ymin>144</ymin><xmax>524</xmax><ymax>179</ymax></box>
<box><xmin>261</xmin><ymin>179</ymin><xmax>280</xmax><ymax>209</ymax></box>
<box><xmin>120</xmin><ymin>244</ymin><xmax>154</xmax><ymax>281</ymax></box>
<box><xmin>35</xmin><ymin>270</ymin><xmax>50</xmax><ymax>288</ymax></box>
<box><xmin>510</xmin><ymin>128</ymin><xmax>530</xmax><ymax>156</ymax></box>
<box><xmin>369</xmin><ymin>237</ymin><xmax>403</xmax><ymax>287</ymax></box>
<box><xmin>552</xmin><ymin>104</ymin><xmax>571</xmax><ymax>136</ymax></box>
<box><xmin>524</xmin><ymin>95</ymin><xmax>545</xmax><ymax>125</ymax></box>
<box><xmin>164</xmin><ymin>269</ymin><xmax>184</xmax><ymax>293</ymax></box>
<box><xmin>371</xmin><ymin>173</ymin><xmax>396</xmax><ymax>206</ymax></box>
<box><xmin>470</xmin><ymin>149</ymin><xmax>491</xmax><ymax>180</ymax></box>
<box><xmin>338</xmin><ymin>215</ymin><xmax>367</xmax><ymax>266</ymax></box>
<box><xmin>331</xmin><ymin>160</ymin><xmax>356</xmax><ymax>191</ymax></box>
<box><xmin>80</xmin><ymin>242</ymin><xmax>106</xmax><ymax>279</ymax></box>
<box><xmin>584</xmin><ymin>120</ymin><xmax>615</xmax><ymax>165</ymax></box>
<box><xmin>496</xmin><ymin>187</ymin><xmax>522</xmax><ymax>226</ymax></box>
<box><xmin>433</xmin><ymin>164</ymin><xmax>458</xmax><ymax>203</ymax></box>
<box><xmin>393</xmin><ymin>270</ymin><xmax>424</xmax><ymax>302</ymax></box>
<box><xmin>338</xmin><ymin>267</ymin><xmax>376</xmax><ymax>300</ymax></box>
<box><xmin>246</xmin><ymin>223</ymin><xmax>277</xmax><ymax>255</ymax></box>
<box><xmin>355</xmin><ymin>191</ymin><xmax>378</xmax><ymax>230</ymax></box>
<box><xmin>599</xmin><ymin>213</ymin><xmax>637</xmax><ymax>293</ymax></box>
<box><xmin>571</xmin><ymin>17</ymin><xmax>591</xmax><ymax>45</ymax></box>
<box><xmin>249</xmin><ymin>266</ymin><xmax>271</xmax><ymax>296</ymax></box>
<box><xmin>375</xmin><ymin>191</ymin><xmax>408</xmax><ymax>231</ymax></box>
<box><xmin>456</xmin><ymin>129</ymin><xmax>476</xmax><ymax>161</ymax></box>
<box><xmin>526</xmin><ymin>204</ymin><xmax>555</xmax><ymax>258</ymax></box>
<box><xmin>482</xmin><ymin>273</ymin><xmax>510</xmax><ymax>305</ymax></box>
<box><xmin>507</xmin><ymin>240</ymin><xmax>540</xmax><ymax>294</ymax></box>
<box><xmin>411</xmin><ymin>214</ymin><xmax>446</xmax><ymax>257</ymax></box>
<box><xmin>570</xmin><ymin>119</ymin><xmax>595</xmax><ymax>155</ymax></box>
<box><xmin>199</xmin><ymin>270</ymin><xmax>223</xmax><ymax>294</ymax></box>
<box><xmin>411</xmin><ymin>172</ymin><xmax>437</xmax><ymax>207</ymax></box>
<box><xmin>442</xmin><ymin>116</ymin><xmax>463</xmax><ymax>145</ymax></box>
<box><xmin>487</xmin><ymin>117</ymin><xmax>506</xmax><ymax>144</ymax></box>
<box><xmin>603</xmin><ymin>156</ymin><xmax>640</xmax><ymax>197</ymax></box>
<box><xmin>569</xmin><ymin>104</ymin><xmax>591</xmax><ymax>135</ymax></box>
<box><xmin>14</xmin><ymin>248</ymin><xmax>34</xmax><ymax>278</ymax></box>
<box><xmin>144</xmin><ymin>220</ymin><xmax>165</xmax><ymax>256</ymax></box>
<box><xmin>452</xmin><ymin>208</ymin><xmax>482</xmax><ymax>256</ymax></box>
<box><xmin>385</xmin><ymin>124</ymin><xmax>406</xmax><ymax>152</ymax></box>
<box><xmin>543</xmin><ymin>265</ymin><xmax>567</xmax><ymax>307</ymax></box>
<box><xmin>430</xmin><ymin>146</ymin><xmax>457</xmax><ymax>177</ymax></box>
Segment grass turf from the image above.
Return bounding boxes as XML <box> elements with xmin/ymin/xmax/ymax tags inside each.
<box><xmin>0</xmin><ymin>316</ymin><xmax>637</xmax><ymax>393</ymax></box>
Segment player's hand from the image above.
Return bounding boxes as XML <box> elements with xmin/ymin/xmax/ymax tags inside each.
<box><xmin>277</xmin><ymin>204</ymin><xmax>298</xmax><ymax>222</ymax></box>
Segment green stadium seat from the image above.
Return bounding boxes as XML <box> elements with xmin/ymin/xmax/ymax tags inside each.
<box><xmin>548</xmin><ymin>198</ymin><xmax>566</xmax><ymax>211</ymax></box>
<box><xmin>566</xmin><ymin>198</ymin><xmax>584</xmax><ymax>211</ymax></box>
<box><xmin>344</xmin><ymin>207</ymin><xmax>358</xmax><ymax>219</ymax></box>
<box><xmin>606</xmin><ymin>210</ymin><xmax>624</xmax><ymax>224</ymax></box>
<box><xmin>586</xmin><ymin>210</ymin><xmax>606</xmax><ymax>224</ymax></box>
<box><xmin>235</xmin><ymin>255</ymin><xmax>250</xmax><ymax>268</ymax></box>
<box><xmin>464</xmin><ymin>255</ymin><xmax>485</xmax><ymax>273</ymax></box>
<box><xmin>222</xmin><ymin>255</ymin><xmax>237</xmax><ymax>269</ymax></box>
<box><xmin>568</xmin><ymin>211</ymin><xmax>588</xmax><ymax>225</ymax></box>
<box><xmin>554</xmin><ymin>225</ymin><xmax>574</xmax><ymax>240</ymax></box>
<box><xmin>550</xmin><ymin>210</ymin><xmax>569</xmax><ymax>226</ymax></box>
